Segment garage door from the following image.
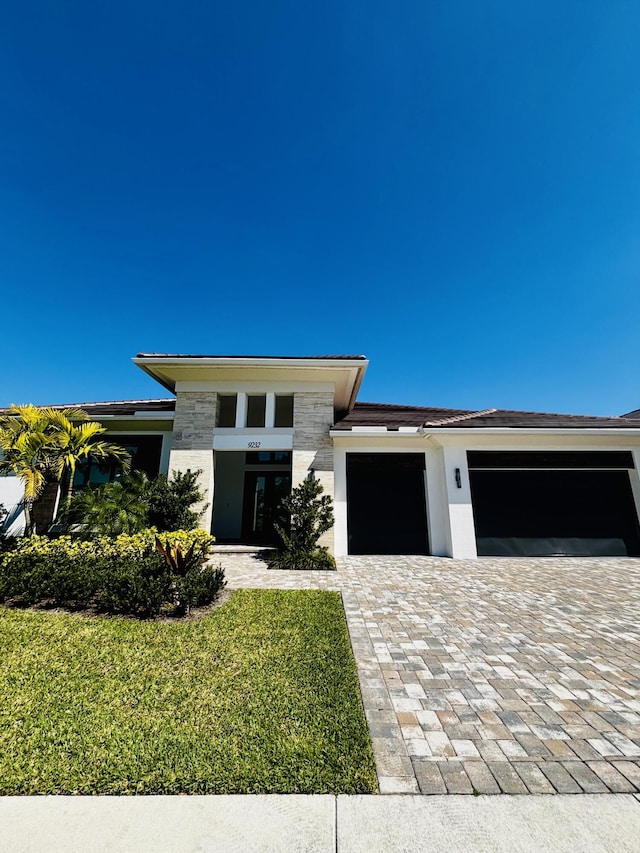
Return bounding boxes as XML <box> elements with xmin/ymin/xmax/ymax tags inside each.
<box><xmin>468</xmin><ymin>451</ymin><xmax>640</xmax><ymax>557</ymax></box>
<box><xmin>346</xmin><ymin>453</ymin><xmax>428</xmax><ymax>554</ymax></box>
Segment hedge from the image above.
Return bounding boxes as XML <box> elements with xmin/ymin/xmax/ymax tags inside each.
<box><xmin>0</xmin><ymin>529</ymin><xmax>225</xmax><ymax>617</ymax></box>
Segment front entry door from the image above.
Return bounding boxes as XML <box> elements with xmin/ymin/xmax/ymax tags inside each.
<box><xmin>241</xmin><ymin>472</ymin><xmax>291</xmax><ymax>545</ymax></box>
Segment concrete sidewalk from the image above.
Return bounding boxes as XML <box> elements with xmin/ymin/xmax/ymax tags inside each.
<box><xmin>1</xmin><ymin>794</ymin><xmax>639</xmax><ymax>852</ymax></box>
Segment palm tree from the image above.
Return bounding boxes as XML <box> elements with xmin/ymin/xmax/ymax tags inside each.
<box><xmin>0</xmin><ymin>405</ymin><xmax>132</xmax><ymax>534</ymax></box>
<box><xmin>59</xmin><ymin>472</ymin><xmax>150</xmax><ymax>537</ymax></box>
<box><xmin>0</xmin><ymin>405</ymin><xmax>62</xmax><ymax>534</ymax></box>
<box><xmin>45</xmin><ymin>409</ymin><xmax>132</xmax><ymax>506</ymax></box>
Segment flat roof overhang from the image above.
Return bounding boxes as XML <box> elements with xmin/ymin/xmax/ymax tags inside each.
<box><xmin>133</xmin><ymin>355</ymin><xmax>368</xmax><ymax>415</ymax></box>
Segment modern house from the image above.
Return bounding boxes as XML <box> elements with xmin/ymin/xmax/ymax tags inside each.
<box><xmin>2</xmin><ymin>353</ymin><xmax>640</xmax><ymax>558</ymax></box>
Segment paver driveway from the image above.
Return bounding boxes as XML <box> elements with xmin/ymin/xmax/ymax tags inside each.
<box><xmin>221</xmin><ymin>551</ymin><xmax>640</xmax><ymax>796</ymax></box>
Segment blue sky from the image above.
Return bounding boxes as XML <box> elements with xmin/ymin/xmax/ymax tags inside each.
<box><xmin>1</xmin><ymin>1</ymin><xmax>639</xmax><ymax>415</ymax></box>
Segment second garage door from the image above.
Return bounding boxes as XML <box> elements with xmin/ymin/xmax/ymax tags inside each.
<box><xmin>468</xmin><ymin>451</ymin><xmax>640</xmax><ymax>557</ymax></box>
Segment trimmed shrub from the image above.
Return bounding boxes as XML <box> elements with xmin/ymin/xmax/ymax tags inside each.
<box><xmin>174</xmin><ymin>564</ymin><xmax>227</xmax><ymax>614</ymax></box>
<box><xmin>148</xmin><ymin>470</ymin><xmax>208</xmax><ymax>532</ymax></box>
<box><xmin>0</xmin><ymin>529</ymin><xmax>223</xmax><ymax>618</ymax></box>
<box><xmin>268</xmin><ymin>475</ymin><xmax>336</xmax><ymax>571</ymax></box>
<box><xmin>268</xmin><ymin>547</ymin><xmax>335</xmax><ymax>571</ymax></box>
<box><xmin>99</xmin><ymin>553</ymin><xmax>172</xmax><ymax>617</ymax></box>
<box><xmin>0</xmin><ymin>537</ymin><xmax>105</xmax><ymax>606</ymax></box>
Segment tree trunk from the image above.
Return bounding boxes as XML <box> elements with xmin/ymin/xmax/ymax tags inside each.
<box><xmin>23</xmin><ymin>501</ymin><xmax>34</xmax><ymax>537</ymax></box>
<box><xmin>66</xmin><ymin>468</ymin><xmax>75</xmax><ymax>507</ymax></box>
<box><xmin>32</xmin><ymin>482</ymin><xmax>61</xmax><ymax>535</ymax></box>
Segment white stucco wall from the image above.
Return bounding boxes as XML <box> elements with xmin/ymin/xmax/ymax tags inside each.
<box><xmin>332</xmin><ymin>430</ymin><xmax>640</xmax><ymax>558</ymax></box>
<box><xmin>0</xmin><ymin>476</ymin><xmax>26</xmax><ymax>537</ymax></box>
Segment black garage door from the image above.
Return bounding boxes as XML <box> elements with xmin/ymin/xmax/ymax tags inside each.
<box><xmin>468</xmin><ymin>451</ymin><xmax>640</xmax><ymax>557</ymax></box>
<box><xmin>346</xmin><ymin>453</ymin><xmax>428</xmax><ymax>554</ymax></box>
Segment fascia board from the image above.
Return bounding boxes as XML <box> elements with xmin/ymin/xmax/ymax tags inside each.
<box><xmin>92</xmin><ymin>413</ymin><xmax>175</xmax><ymax>421</ymax></box>
<box><xmin>330</xmin><ymin>427</ymin><xmax>640</xmax><ymax>438</ymax></box>
<box><xmin>424</xmin><ymin>427</ymin><xmax>640</xmax><ymax>436</ymax></box>
<box><xmin>133</xmin><ymin>356</ymin><xmax>368</xmax><ymax>370</ymax></box>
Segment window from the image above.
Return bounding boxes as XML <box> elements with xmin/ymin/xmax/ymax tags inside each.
<box><xmin>274</xmin><ymin>395</ymin><xmax>294</xmax><ymax>427</ymax></box>
<box><xmin>246</xmin><ymin>451</ymin><xmax>292</xmax><ymax>465</ymax></box>
<box><xmin>218</xmin><ymin>394</ymin><xmax>237</xmax><ymax>427</ymax></box>
<box><xmin>246</xmin><ymin>394</ymin><xmax>266</xmax><ymax>428</ymax></box>
<box><xmin>68</xmin><ymin>435</ymin><xmax>163</xmax><ymax>490</ymax></box>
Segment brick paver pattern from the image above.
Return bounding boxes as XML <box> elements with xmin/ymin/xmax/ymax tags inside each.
<box><xmin>218</xmin><ymin>550</ymin><xmax>640</xmax><ymax>796</ymax></box>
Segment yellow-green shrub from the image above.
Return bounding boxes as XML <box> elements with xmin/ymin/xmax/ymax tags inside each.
<box><xmin>0</xmin><ymin>529</ymin><xmax>222</xmax><ymax>617</ymax></box>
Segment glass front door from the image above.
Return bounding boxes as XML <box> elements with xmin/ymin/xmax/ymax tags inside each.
<box><xmin>241</xmin><ymin>471</ymin><xmax>291</xmax><ymax>545</ymax></box>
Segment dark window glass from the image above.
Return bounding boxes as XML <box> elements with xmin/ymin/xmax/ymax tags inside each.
<box><xmin>68</xmin><ymin>435</ymin><xmax>163</xmax><ymax>490</ymax></box>
<box><xmin>218</xmin><ymin>395</ymin><xmax>237</xmax><ymax>427</ymax></box>
<box><xmin>467</xmin><ymin>451</ymin><xmax>635</xmax><ymax>470</ymax></box>
<box><xmin>274</xmin><ymin>395</ymin><xmax>294</xmax><ymax>427</ymax></box>
<box><xmin>246</xmin><ymin>394</ymin><xmax>266</xmax><ymax>427</ymax></box>
<box><xmin>245</xmin><ymin>451</ymin><xmax>292</xmax><ymax>465</ymax></box>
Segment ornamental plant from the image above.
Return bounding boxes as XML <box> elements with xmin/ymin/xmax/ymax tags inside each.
<box><xmin>0</xmin><ymin>405</ymin><xmax>131</xmax><ymax>535</ymax></box>
<box><xmin>59</xmin><ymin>470</ymin><xmax>207</xmax><ymax>536</ymax></box>
<box><xmin>148</xmin><ymin>470</ymin><xmax>208</xmax><ymax>531</ymax></box>
<box><xmin>269</xmin><ymin>474</ymin><xmax>336</xmax><ymax>571</ymax></box>
<box><xmin>0</xmin><ymin>529</ymin><xmax>223</xmax><ymax>618</ymax></box>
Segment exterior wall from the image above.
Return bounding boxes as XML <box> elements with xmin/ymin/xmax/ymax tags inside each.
<box><xmin>438</xmin><ymin>443</ymin><xmax>477</xmax><ymax>558</ymax></box>
<box><xmin>434</xmin><ymin>432</ymin><xmax>640</xmax><ymax>559</ymax></box>
<box><xmin>292</xmin><ymin>391</ymin><xmax>335</xmax><ymax>552</ymax></box>
<box><xmin>629</xmin><ymin>449</ymin><xmax>640</xmax><ymax>530</ymax></box>
<box><xmin>169</xmin><ymin>391</ymin><xmax>218</xmax><ymax>532</ymax></box>
<box><xmin>169</xmin><ymin>384</ymin><xmax>338</xmax><ymax>548</ymax></box>
<box><xmin>424</xmin><ymin>447</ymin><xmax>449</xmax><ymax>556</ymax></box>
<box><xmin>0</xmin><ymin>475</ymin><xmax>26</xmax><ymax>537</ymax></box>
<box><xmin>332</xmin><ymin>440</ymin><xmax>432</xmax><ymax>558</ymax></box>
<box><xmin>332</xmin><ymin>431</ymin><xmax>640</xmax><ymax>558</ymax></box>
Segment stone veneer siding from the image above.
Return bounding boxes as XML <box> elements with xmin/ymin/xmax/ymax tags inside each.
<box><xmin>292</xmin><ymin>390</ymin><xmax>335</xmax><ymax>552</ymax></box>
<box><xmin>168</xmin><ymin>392</ymin><xmax>218</xmax><ymax>532</ymax></box>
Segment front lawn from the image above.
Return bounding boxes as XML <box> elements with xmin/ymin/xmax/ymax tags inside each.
<box><xmin>0</xmin><ymin>590</ymin><xmax>377</xmax><ymax>794</ymax></box>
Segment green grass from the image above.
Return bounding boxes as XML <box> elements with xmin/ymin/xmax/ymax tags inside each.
<box><xmin>0</xmin><ymin>590</ymin><xmax>377</xmax><ymax>795</ymax></box>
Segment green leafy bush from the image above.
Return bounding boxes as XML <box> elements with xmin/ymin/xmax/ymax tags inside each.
<box><xmin>0</xmin><ymin>529</ymin><xmax>223</xmax><ymax>617</ymax></box>
<box><xmin>99</xmin><ymin>552</ymin><xmax>172</xmax><ymax>617</ymax></box>
<box><xmin>58</xmin><ymin>473</ymin><xmax>151</xmax><ymax>536</ymax></box>
<box><xmin>155</xmin><ymin>535</ymin><xmax>225</xmax><ymax>615</ymax></box>
<box><xmin>149</xmin><ymin>470</ymin><xmax>207</xmax><ymax>532</ymax></box>
<box><xmin>171</xmin><ymin>563</ymin><xmax>227</xmax><ymax>615</ymax></box>
<box><xmin>267</xmin><ymin>547</ymin><xmax>335</xmax><ymax>571</ymax></box>
<box><xmin>58</xmin><ymin>470</ymin><xmax>208</xmax><ymax>536</ymax></box>
<box><xmin>269</xmin><ymin>474</ymin><xmax>336</xmax><ymax>571</ymax></box>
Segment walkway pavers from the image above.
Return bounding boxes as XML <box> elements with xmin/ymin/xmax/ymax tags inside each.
<box><xmin>223</xmin><ymin>552</ymin><xmax>640</xmax><ymax>795</ymax></box>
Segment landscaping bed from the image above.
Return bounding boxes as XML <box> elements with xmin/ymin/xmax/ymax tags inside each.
<box><xmin>0</xmin><ymin>589</ymin><xmax>377</xmax><ymax>795</ymax></box>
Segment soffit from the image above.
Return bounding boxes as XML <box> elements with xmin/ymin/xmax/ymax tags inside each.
<box><xmin>133</xmin><ymin>356</ymin><xmax>368</xmax><ymax>414</ymax></box>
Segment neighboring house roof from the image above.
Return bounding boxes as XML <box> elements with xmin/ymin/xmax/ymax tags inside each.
<box><xmin>0</xmin><ymin>399</ymin><xmax>176</xmax><ymax>416</ymax></box>
<box><xmin>333</xmin><ymin>402</ymin><xmax>640</xmax><ymax>430</ymax></box>
<box><xmin>622</xmin><ymin>408</ymin><xmax>640</xmax><ymax>419</ymax></box>
<box><xmin>136</xmin><ymin>353</ymin><xmax>367</xmax><ymax>360</ymax></box>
